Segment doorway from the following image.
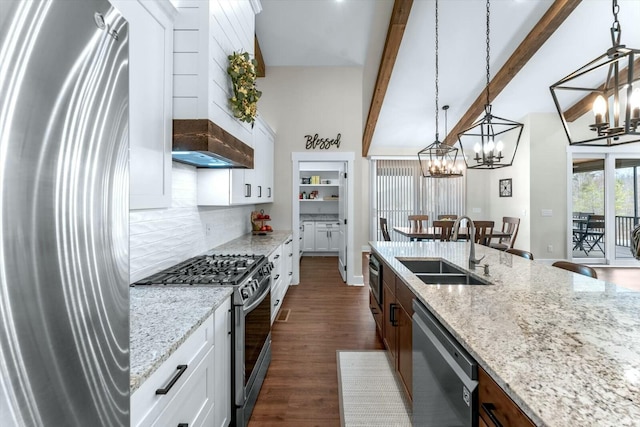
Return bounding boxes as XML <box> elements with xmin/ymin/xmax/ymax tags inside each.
<box><xmin>292</xmin><ymin>152</ymin><xmax>355</xmax><ymax>284</ymax></box>
<box><xmin>569</xmin><ymin>149</ymin><xmax>640</xmax><ymax>266</ymax></box>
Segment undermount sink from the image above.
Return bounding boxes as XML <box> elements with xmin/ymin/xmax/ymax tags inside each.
<box><xmin>399</xmin><ymin>259</ymin><xmax>490</xmax><ymax>286</ymax></box>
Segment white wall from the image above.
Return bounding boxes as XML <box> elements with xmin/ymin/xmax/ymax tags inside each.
<box><xmin>464</xmin><ymin>113</ymin><xmax>570</xmax><ymax>259</ymax></box>
<box><xmin>256</xmin><ymin>67</ymin><xmax>366</xmax><ymax>277</ymax></box>
<box><xmin>529</xmin><ymin>113</ymin><xmax>568</xmax><ymax>260</ymax></box>
<box><xmin>130</xmin><ymin>162</ymin><xmax>254</xmax><ymax>283</ymax></box>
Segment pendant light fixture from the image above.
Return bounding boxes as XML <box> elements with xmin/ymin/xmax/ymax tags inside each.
<box><xmin>457</xmin><ymin>0</ymin><xmax>523</xmax><ymax>170</ymax></box>
<box><xmin>550</xmin><ymin>0</ymin><xmax>639</xmax><ymax>146</ymax></box>
<box><xmin>418</xmin><ymin>0</ymin><xmax>464</xmax><ymax>178</ymax></box>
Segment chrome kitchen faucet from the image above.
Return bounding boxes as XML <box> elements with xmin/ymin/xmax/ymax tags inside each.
<box><xmin>451</xmin><ymin>216</ymin><xmax>485</xmax><ymax>269</ymax></box>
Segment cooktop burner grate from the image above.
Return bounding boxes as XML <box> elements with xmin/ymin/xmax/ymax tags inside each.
<box><xmin>133</xmin><ymin>254</ymin><xmax>266</xmax><ymax>286</ymax></box>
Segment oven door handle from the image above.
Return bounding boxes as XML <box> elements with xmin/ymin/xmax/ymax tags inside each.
<box><xmin>369</xmin><ymin>265</ymin><xmax>379</xmax><ymax>278</ymax></box>
<box><xmin>243</xmin><ymin>284</ymin><xmax>270</xmax><ymax>314</ymax></box>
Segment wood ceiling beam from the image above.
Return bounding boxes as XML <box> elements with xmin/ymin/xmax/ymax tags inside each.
<box><xmin>255</xmin><ymin>35</ymin><xmax>266</xmax><ymax>78</ymax></box>
<box><xmin>563</xmin><ymin>57</ymin><xmax>640</xmax><ymax>122</ymax></box>
<box><xmin>443</xmin><ymin>0</ymin><xmax>582</xmax><ymax>146</ymax></box>
<box><xmin>362</xmin><ymin>0</ymin><xmax>413</xmax><ymax>157</ymax></box>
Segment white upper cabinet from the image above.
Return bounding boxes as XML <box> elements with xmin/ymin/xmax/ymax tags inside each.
<box><xmin>196</xmin><ymin>116</ymin><xmax>275</xmax><ymax>206</ymax></box>
<box><xmin>113</xmin><ymin>0</ymin><xmax>175</xmax><ymax>210</ymax></box>
<box><xmin>253</xmin><ymin>116</ymin><xmax>275</xmax><ymax>203</ymax></box>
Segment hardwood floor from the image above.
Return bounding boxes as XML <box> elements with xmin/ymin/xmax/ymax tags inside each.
<box><xmin>592</xmin><ymin>267</ymin><xmax>640</xmax><ymax>291</ymax></box>
<box><xmin>249</xmin><ymin>256</ymin><xmax>383</xmax><ymax>427</ymax></box>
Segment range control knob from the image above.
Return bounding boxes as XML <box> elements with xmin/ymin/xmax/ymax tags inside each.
<box><xmin>241</xmin><ymin>289</ymin><xmax>250</xmax><ymax>299</ymax></box>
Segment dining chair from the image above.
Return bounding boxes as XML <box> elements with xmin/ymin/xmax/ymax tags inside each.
<box><xmin>379</xmin><ymin>218</ymin><xmax>391</xmax><ymax>241</ymax></box>
<box><xmin>573</xmin><ymin>214</ymin><xmax>605</xmax><ymax>255</ymax></box>
<box><xmin>505</xmin><ymin>248</ymin><xmax>534</xmax><ymax>260</ymax></box>
<box><xmin>437</xmin><ymin>214</ymin><xmax>458</xmax><ymax>221</ymax></box>
<box><xmin>490</xmin><ymin>216</ymin><xmax>520</xmax><ymax>251</ymax></box>
<box><xmin>433</xmin><ymin>220</ymin><xmax>455</xmax><ymax>242</ymax></box>
<box><xmin>552</xmin><ymin>261</ymin><xmax>598</xmax><ymax>279</ymax></box>
<box><xmin>408</xmin><ymin>215</ymin><xmax>429</xmax><ymax>231</ymax></box>
<box><xmin>472</xmin><ymin>220</ymin><xmax>494</xmax><ymax>246</ymax></box>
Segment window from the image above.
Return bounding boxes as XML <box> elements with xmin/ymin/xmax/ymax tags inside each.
<box><xmin>372</xmin><ymin>159</ymin><xmax>466</xmax><ymax>241</ymax></box>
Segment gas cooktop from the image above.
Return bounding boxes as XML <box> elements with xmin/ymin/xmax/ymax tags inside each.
<box><xmin>133</xmin><ymin>254</ymin><xmax>266</xmax><ymax>286</ymax></box>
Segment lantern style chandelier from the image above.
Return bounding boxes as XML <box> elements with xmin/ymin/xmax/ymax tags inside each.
<box><xmin>418</xmin><ymin>0</ymin><xmax>464</xmax><ymax>178</ymax></box>
<box><xmin>550</xmin><ymin>0</ymin><xmax>639</xmax><ymax>146</ymax></box>
<box><xmin>457</xmin><ymin>0</ymin><xmax>523</xmax><ymax>170</ymax></box>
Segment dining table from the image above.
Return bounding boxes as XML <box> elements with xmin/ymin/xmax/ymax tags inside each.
<box><xmin>393</xmin><ymin>226</ymin><xmax>512</xmax><ymax>242</ymax></box>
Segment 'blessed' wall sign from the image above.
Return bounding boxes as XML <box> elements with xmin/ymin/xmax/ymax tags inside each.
<box><xmin>304</xmin><ymin>133</ymin><xmax>341</xmax><ymax>150</ymax></box>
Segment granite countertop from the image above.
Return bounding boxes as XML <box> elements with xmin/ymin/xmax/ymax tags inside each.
<box><xmin>130</xmin><ymin>286</ymin><xmax>233</xmax><ymax>392</ymax></box>
<box><xmin>370</xmin><ymin>241</ymin><xmax>640</xmax><ymax>427</ymax></box>
<box><xmin>300</xmin><ymin>214</ymin><xmax>339</xmax><ymax>221</ymax></box>
<box><xmin>206</xmin><ymin>230</ymin><xmax>293</xmax><ymax>257</ymax></box>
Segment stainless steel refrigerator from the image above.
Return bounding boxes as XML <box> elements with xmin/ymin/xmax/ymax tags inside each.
<box><xmin>0</xmin><ymin>0</ymin><xmax>129</xmax><ymax>425</ymax></box>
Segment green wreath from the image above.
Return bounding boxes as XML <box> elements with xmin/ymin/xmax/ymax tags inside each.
<box><xmin>227</xmin><ymin>51</ymin><xmax>262</xmax><ymax>124</ymax></box>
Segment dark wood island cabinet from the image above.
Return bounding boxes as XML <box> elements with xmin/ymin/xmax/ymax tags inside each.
<box><xmin>371</xmin><ymin>255</ymin><xmax>534</xmax><ymax>425</ymax></box>
<box><xmin>373</xmin><ymin>261</ymin><xmax>413</xmax><ymax>401</ymax></box>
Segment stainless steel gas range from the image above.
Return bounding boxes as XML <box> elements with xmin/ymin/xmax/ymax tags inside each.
<box><xmin>134</xmin><ymin>253</ymin><xmax>272</xmax><ymax>427</ymax></box>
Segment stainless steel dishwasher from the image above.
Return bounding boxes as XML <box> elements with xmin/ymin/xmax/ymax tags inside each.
<box><xmin>413</xmin><ymin>299</ymin><xmax>478</xmax><ymax>427</ymax></box>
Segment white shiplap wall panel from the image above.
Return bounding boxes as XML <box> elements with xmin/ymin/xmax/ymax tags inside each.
<box><xmin>172</xmin><ymin>0</ymin><xmax>257</xmax><ymax>146</ymax></box>
<box><xmin>173</xmin><ymin>5</ymin><xmax>200</xmax><ymax>29</ymax></box>
<box><xmin>173</xmin><ymin>98</ymin><xmax>198</xmax><ymax>119</ymax></box>
<box><xmin>174</xmin><ymin>75</ymin><xmax>199</xmax><ymax>97</ymax></box>
<box><xmin>173</xmin><ymin>52</ymin><xmax>199</xmax><ymax>74</ymax></box>
<box><xmin>173</xmin><ymin>29</ymin><xmax>199</xmax><ymax>51</ymax></box>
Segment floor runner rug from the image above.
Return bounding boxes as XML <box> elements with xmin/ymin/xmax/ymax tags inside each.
<box><xmin>336</xmin><ymin>350</ymin><xmax>412</xmax><ymax>426</ymax></box>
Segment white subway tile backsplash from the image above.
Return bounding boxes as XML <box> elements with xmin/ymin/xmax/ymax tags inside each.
<box><xmin>130</xmin><ymin>164</ymin><xmax>254</xmax><ymax>284</ymax></box>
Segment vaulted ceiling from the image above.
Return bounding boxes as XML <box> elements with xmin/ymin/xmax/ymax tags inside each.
<box><xmin>255</xmin><ymin>0</ymin><xmax>640</xmax><ymax>156</ymax></box>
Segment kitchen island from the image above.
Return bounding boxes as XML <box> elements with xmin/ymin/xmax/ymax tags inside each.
<box><xmin>370</xmin><ymin>240</ymin><xmax>640</xmax><ymax>427</ymax></box>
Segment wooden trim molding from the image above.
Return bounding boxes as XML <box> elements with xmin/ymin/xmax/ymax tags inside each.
<box><xmin>362</xmin><ymin>0</ymin><xmax>413</xmax><ymax>157</ymax></box>
<box><xmin>443</xmin><ymin>0</ymin><xmax>582</xmax><ymax>146</ymax></box>
<box><xmin>255</xmin><ymin>35</ymin><xmax>266</xmax><ymax>78</ymax></box>
<box><xmin>173</xmin><ymin>119</ymin><xmax>254</xmax><ymax>168</ymax></box>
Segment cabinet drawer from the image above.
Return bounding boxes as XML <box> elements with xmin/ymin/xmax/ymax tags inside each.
<box><xmin>131</xmin><ymin>314</ymin><xmax>214</xmax><ymax>426</ymax></box>
<box><xmin>369</xmin><ymin>290</ymin><xmax>383</xmax><ymax>335</ymax></box>
<box><xmin>381</xmin><ymin>263</ymin><xmax>395</xmax><ymax>294</ymax></box>
<box><xmin>478</xmin><ymin>366</ymin><xmax>535</xmax><ymax>427</ymax></box>
<box><xmin>151</xmin><ymin>346</ymin><xmax>215</xmax><ymax>427</ymax></box>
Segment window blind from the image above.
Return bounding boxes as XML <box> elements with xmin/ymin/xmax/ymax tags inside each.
<box><xmin>373</xmin><ymin>159</ymin><xmax>466</xmax><ymax>241</ymax></box>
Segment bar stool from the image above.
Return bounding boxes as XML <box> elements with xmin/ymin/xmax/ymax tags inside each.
<box><xmin>552</xmin><ymin>261</ymin><xmax>598</xmax><ymax>279</ymax></box>
<box><xmin>505</xmin><ymin>248</ymin><xmax>534</xmax><ymax>260</ymax></box>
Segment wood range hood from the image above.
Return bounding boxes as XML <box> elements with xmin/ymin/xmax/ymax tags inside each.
<box><xmin>172</xmin><ymin>119</ymin><xmax>254</xmax><ymax>169</ymax></box>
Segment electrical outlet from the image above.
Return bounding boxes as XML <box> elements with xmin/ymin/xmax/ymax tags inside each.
<box><xmin>205</xmin><ymin>224</ymin><xmax>212</xmax><ymax>237</ymax></box>
<box><xmin>547</xmin><ymin>244</ymin><xmax>553</xmax><ymax>253</ymax></box>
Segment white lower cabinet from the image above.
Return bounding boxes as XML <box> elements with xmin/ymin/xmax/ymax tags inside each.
<box><xmin>270</xmin><ymin>235</ymin><xmax>293</xmax><ymax>323</ymax></box>
<box><xmin>269</xmin><ymin>245</ymin><xmax>283</xmax><ymax>324</ymax></box>
<box><xmin>214</xmin><ymin>297</ymin><xmax>232</xmax><ymax>427</ymax></box>
<box><xmin>153</xmin><ymin>347</ymin><xmax>214</xmax><ymax>427</ymax></box>
<box><xmin>315</xmin><ymin>228</ymin><xmax>330</xmax><ymax>251</ymax></box>
<box><xmin>301</xmin><ymin>221</ymin><xmax>315</xmax><ymax>252</ymax></box>
<box><xmin>328</xmin><ymin>230</ymin><xmax>340</xmax><ymax>251</ymax></box>
<box><xmin>284</xmin><ymin>236</ymin><xmax>294</xmax><ymax>286</ymax></box>
<box><xmin>308</xmin><ymin>221</ymin><xmax>340</xmax><ymax>253</ymax></box>
<box><xmin>131</xmin><ymin>296</ymin><xmax>231</xmax><ymax>427</ymax></box>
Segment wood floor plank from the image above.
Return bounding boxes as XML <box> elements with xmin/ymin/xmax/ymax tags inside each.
<box><xmin>248</xmin><ymin>256</ymin><xmax>383</xmax><ymax>426</ymax></box>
